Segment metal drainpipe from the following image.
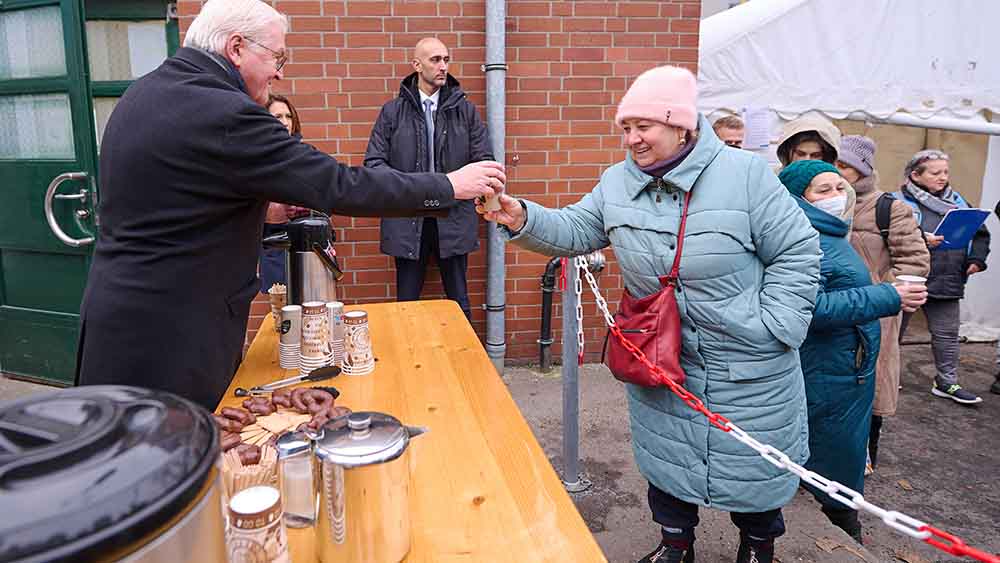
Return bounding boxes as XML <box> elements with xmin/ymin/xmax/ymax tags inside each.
<box><xmin>538</xmin><ymin>257</ymin><xmax>562</xmax><ymax>372</ymax></box>
<box><xmin>484</xmin><ymin>0</ymin><xmax>507</xmax><ymax>374</ymax></box>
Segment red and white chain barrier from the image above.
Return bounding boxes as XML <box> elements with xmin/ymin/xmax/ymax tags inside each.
<box><xmin>572</xmin><ymin>256</ymin><xmax>999</xmax><ymax>563</ymax></box>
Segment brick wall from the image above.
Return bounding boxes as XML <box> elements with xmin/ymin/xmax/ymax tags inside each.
<box><xmin>177</xmin><ymin>0</ymin><xmax>701</xmax><ymax>362</ymax></box>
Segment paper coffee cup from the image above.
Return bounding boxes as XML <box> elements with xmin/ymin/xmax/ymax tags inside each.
<box><xmin>896</xmin><ymin>275</ymin><xmax>927</xmax><ymax>286</ymax></box>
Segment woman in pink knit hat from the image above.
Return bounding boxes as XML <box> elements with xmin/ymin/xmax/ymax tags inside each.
<box><xmin>479</xmin><ymin>66</ymin><xmax>821</xmax><ymax>563</ymax></box>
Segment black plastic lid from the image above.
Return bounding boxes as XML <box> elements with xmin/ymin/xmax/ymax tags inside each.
<box><xmin>0</xmin><ymin>385</ymin><xmax>218</xmax><ymax>562</ymax></box>
<box><xmin>286</xmin><ymin>216</ymin><xmax>335</xmax><ymax>251</ymax></box>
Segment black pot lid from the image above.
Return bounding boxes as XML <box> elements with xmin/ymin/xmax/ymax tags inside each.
<box><xmin>0</xmin><ymin>385</ymin><xmax>218</xmax><ymax>562</ymax></box>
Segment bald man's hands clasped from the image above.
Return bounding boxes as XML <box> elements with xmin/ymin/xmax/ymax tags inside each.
<box><xmin>446</xmin><ymin>161</ymin><xmax>506</xmax><ymax>202</ymax></box>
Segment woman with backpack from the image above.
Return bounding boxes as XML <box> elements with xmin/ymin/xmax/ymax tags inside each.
<box><xmin>837</xmin><ymin>136</ymin><xmax>929</xmax><ymax>474</ymax></box>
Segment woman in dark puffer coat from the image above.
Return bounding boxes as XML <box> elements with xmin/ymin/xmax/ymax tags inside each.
<box><xmin>778</xmin><ymin>160</ymin><xmax>926</xmax><ymax>543</ymax></box>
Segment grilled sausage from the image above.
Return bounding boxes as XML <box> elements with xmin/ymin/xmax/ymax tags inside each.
<box><xmin>220</xmin><ymin>431</ymin><xmax>241</xmax><ymax>452</ymax></box>
<box><xmin>291</xmin><ymin>388</ymin><xmax>310</xmax><ymax>413</ymax></box>
<box><xmin>235</xmin><ymin>443</ymin><xmax>261</xmax><ymax>465</ymax></box>
<box><xmin>302</xmin><ymin>389</ymin><xmax>335</xmax><ymax>414</ymax></box>
<box><xmin>271</xmin><ymin>388</ymin><xmax>293</xmax><ymax>408</ymax></box>
<box><xmin>213</xmin><ymin>414</ymin><xmax>243</xmax><ymax>433</ymax></box>
<box><xmin>221</xmin><ymin>407</ymin><xmax>256</xmax><ymax>426</ymax></box>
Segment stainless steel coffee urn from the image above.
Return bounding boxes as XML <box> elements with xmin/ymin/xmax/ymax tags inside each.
<box><xmin>263</xmin><ymin>216</ymin><xmax>343</xmax><ymax>305</ymax></box>
<box><xmin>275</xmin><ymin>412</ymin><xmax>426</xmax><ymax>563</ymax></box>
<box><xmin>0</xmin><ymin>386</ymin><xmax>227</xmax><ymax>563</ymax></box>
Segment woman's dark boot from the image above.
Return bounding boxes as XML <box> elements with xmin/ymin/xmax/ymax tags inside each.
<box><xmin>638</xmin><ymin>537</ymin><xmax>694</xmax><ymax>563</ymax></box>
<box><xmin>639</xmin><ymin>528</ymin><xmax>694</xmax><ymax>563</ymax></box>
<box><xmin>823</xmin><ymin>507</ymin><xmax>863</xmax><ymax>544</ymax></box>
<box><xmin>735</xmin><ymin>535</ymin><xmax>774</xmax><ymax>563</ymax></box>
<box><xmin>868</xmin><ymin>415</ymin><xmax>884</xmax><ymax>468</ymax></box>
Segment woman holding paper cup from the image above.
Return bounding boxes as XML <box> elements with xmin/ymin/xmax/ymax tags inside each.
<box><xmin>480</xmin><ymin>66</ymin><xmax>822</xmax><ymax>563</ymax></box>
<box><xmin>838</xmin><ymin>136</ymin><xmax>930</xmax><ymax>474</ymax></box>
<box><xmin>895</xmin><ymin>150</ymin><xmax>991</xmax><ymax>405</ymax></box>
<box><xmin>778</xmin><ymin>160</ymin><xmax>925</xmax><ymax>542</ymax></box>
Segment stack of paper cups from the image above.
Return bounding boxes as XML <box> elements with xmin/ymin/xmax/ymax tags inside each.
<box><xmin>326</xmin><ymin>301</ymin><xmax>345</xmax><ymax>366</ymax></box>
<box><xmin>341</xmin><ymin>310</ymin><xmax>374</xmax><ymax>376</ymax></box>
<box><xmin>278</xmin><ymin>305</ymin><xmax>302</xmax><ymax>369</ymax></box>
<box><xmin>268</xmin><ymin>284</ymin><xmax>287</xmax><ymax>332</ymax></box>
<box><xmin>299</xmin><ymin>301</ymin><xmax>332</xmax><ymax>376</ymax></box>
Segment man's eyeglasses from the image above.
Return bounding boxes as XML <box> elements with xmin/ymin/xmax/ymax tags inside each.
<box><xmin>243</xmin><ymin>36</ymin><xmax>287</xmax><ymax>72</ymax></box>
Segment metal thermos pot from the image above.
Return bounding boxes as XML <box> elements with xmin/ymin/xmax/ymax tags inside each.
<box><xmin>276</xmin><ymin>412</ymin><xmax>427</xmax><ymax>563</ymax></box>
<box><xmin>0</xmin><ymin>386</ymin><xmax>227</xmax><ymax>563</ymax></box>
<box><xmin>262</xmin><ymin>216</ymin><xmax>343</xmax><ymax>305</ymax></box>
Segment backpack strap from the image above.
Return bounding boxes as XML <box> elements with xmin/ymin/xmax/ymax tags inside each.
<box><xmin>875</xmin><ymin>193</ymin><xmax>894</xmax><ymax>247</ymax></box>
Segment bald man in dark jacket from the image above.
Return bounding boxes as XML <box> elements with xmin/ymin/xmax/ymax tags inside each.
<box><xmin>76</xmin><ymin>46</ymin><xmax>501</xmax><ymax>409</ymax></box>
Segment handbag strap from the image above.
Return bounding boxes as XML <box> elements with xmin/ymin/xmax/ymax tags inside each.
<box><xmin>661</xmin><ymin>189</ymin><xmax>693</xmax><ymax>286</ymax></box>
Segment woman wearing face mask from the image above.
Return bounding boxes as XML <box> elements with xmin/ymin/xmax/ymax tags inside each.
<box><xmin>894</xmin><ymin>150</ymin><xmax>991</xmax><ymax>404</ymax></box>
<box><xmin>480</xmin><ymin>66</ymin><xmax>822</xmax><ymax>563</ymax></box>
<box><xmin>778</xmin><ymin>160</ymin><xmax>926</xmax><ymax>543</ymax></box>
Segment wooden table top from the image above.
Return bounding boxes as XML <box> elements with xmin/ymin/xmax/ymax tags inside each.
<box><xmin>218</xmin><ymin>299</ymin><xmax>606</xmax><ymax>563</ymax></box>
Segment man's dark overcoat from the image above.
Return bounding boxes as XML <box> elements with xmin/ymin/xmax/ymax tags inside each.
<box><xmin>77</xmin><ymin>48</ymin><xmax>454</xmax><ymax>409</ymax></box>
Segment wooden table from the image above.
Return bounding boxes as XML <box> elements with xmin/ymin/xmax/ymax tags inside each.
<box><xmin>218</xmin><ymin>300</ymin><xmax>606</xmax><ymax>562</ymax></box>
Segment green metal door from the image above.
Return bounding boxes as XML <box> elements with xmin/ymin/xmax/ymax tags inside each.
<box><xmin>0</xmin><ymin>0</ymin><xmax>98</xmax><ymax>385</ymax></box>
<box><xmin>0</xmin><ymin>0</ymin><xmax>178</xmax><ymax>385</ymax></box>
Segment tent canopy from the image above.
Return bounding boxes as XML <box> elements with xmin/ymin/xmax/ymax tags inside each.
<box><xmin>698</xmin><ymin>0</ymin><xmax>1000</xmax><ymax>122</ymax></box>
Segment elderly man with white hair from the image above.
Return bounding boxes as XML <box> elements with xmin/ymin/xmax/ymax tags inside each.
<box><xmin>75</xmin><ymin>0</ymin><xmax>506</xmax><ymax>409</ymax></box>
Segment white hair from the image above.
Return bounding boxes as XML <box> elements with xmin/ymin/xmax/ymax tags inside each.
<box><xmin>183</xmin><ymin>0</ymin><xmax>288</xmax><ymax>55</ymax></box>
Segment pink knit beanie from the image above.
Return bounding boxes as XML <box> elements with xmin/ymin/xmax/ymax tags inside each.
<box><xmin>614</xmin><ymin>66</ymin><xmax>698</xmax><ymax>131</ymax></box>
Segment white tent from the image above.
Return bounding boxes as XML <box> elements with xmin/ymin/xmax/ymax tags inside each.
<box><xmin>698</xmin><ymin>0</ymin><xmax>1000</xmax><ymax>336</ymax></box>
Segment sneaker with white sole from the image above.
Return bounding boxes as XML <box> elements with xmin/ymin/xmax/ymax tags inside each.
<box><xmin>931</xmin><ymin>383</ymin><xmax>982</xmax><ymax>405</ymax></box>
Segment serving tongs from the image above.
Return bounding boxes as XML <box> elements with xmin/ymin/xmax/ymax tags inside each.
<box><xmin>235</xmin><ymin>365</ymin><xmax>341</xmax><ymax>397</ymax></box>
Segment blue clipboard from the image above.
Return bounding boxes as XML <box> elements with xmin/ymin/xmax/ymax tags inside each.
<box><xmin>932</xmin><ymin>208</ymin><xmax>990</xmax><ymax>250</ymax></box>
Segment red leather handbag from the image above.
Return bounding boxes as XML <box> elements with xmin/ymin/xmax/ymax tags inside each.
<box><xmin>604</xmin><ymin>190</ymin><xmax>691</xmax><ymax>387</ymax></box>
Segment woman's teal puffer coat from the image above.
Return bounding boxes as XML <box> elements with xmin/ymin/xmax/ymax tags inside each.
<box><xmin>507</xmin><ymin>116</ymin><xmax>821</xmax><ymax>512</ymax></box>
<box><xmin>794</xmin><ymin>198</ymin><xmax>901</xmax><ymax>509</ymax></box>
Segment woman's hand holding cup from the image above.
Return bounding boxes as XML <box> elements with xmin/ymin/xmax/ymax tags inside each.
<box><xmin>477</xmin><ymin>193</ymin><xmax>526</xmax><ymax>232</ymax></box>
<box><xmin>893</xmin><ymin>275</ymin><xmax>928</xmax><ymax>313</ymax></box>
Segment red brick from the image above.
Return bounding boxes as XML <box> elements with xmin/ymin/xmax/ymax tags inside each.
<box><xmin>628</xmin><ymin>47</ymin><xmax>671</xmax><ymax>61</ymax></box>
<box><xmin>347</xmin><ymin>62</ymin><xmax>395</xmax><ymax>76</ymax></box>
<box><xmin>287</xmin><ymin>32</ymin><xmax>323</xmax><ymax>47</ymax></box>
<box><xmin>564</xmin><ymin>77</ymin><xmax>605</xmax><ymax>91</ymax></box>
<box><xmin>570</xmin><ymin>33</ymin><xmax>612</xmax><ymax>47</ymax></box>
<box><xmin>453</xmin><ymin>17</ymin><xmax>483</xmax><ymax>32</ymax></box>
<box><xmin>614</xmin><ymin>32</ymin><xmax>656</xmax><ymax>47</ymax></box>
<box><xmin>670</xmin><ymin>19</ymin><xmax>700</xmax><ymax>34</ymax></box>
<box><xmin>628</xmin><ymin>19</ymin><xmax>667</xmax><ymax>33</ymax></box>
<box><xmin>339</xmin><ymin>17</ymin><xmax>383</xmax><ymax>32</ymax></box>
<box><xmin>670</xmin><ymin>48</ymin><xmax>698</xmax><ymax>63</ymax></box>
<box><xmin>659</xmin><ymin>4</ymin><xmax>681</xmax><ymax>18</ymax></box>
<box><xmin>276</xmin><ymin>1</ymin><xmax>323</xmax><ymax>15</ymax></box>
<box><xmin>282</xmin><ymin>62</ymin><xmax>325</xmax><ymax>77</ymax></box>
<box><xmin>606</xmin><ymin>17</ymin><xmax>626</xmax><ymax>32</ymax></box>
<box><xmin>508</xmin><ymin>91</ymin><xmax>549</xmax><ymax>105</ymax></box>
<box><xmin>509</xmin><ymin>2</ymin><xmax>550</xmax><ymax>17</ymax></box>
<box><xmin>291</xmin><ymin>16</ymin><xmax>336</xmax><ymax>32</ymax></box>
<box><xmin>509</xmin><ymin>33</ymin><xmax>549</xmax><ymax>48</ymax></box>
<box><xmin>384</xmin><ymin>17</ymin><xmax>405</xmax><ymax>32</ymax></box>
<box><xmin>618</xmin><ymin>3</ymin><xmax>660</xmax><ymax>17</ymax></box>
<box><xmin>517</xmin><ymin>18</ymin><xmax>561</xmax><ymax>32</ymax></box>
<box><xmin>560</xmin><ymin>106</ymin><xmax>605</xmax><ymax>120</ymax></box>
<box><xmin>570</xmin><ymin>62</ymin><xmax>614</xmax><ymax>76</ymax></box>
<box><xmin>347</xmin><ymin>33</ymin><xmax>387</xmax><ymax>47</ymax></box>
<box><xmin>392</xmin><ymin>1</ymin><xmax>438</xmax><ymax>16</ymax></box>
<box><xmin>339</xmin><ymin>47</ymin><xmax>382</xmax><ymax>62</ymax></box>
<box><xmin>346</xmin><ymin>1</ymin><xmax>390</xmax><ymax>16</ymax></box>
<box><xmin>293</xmin><ymin>48</ymin><xmax>340</xmax><ymax>62</ymax></box>
<box><xmin>323</xmin><ymin>1</ymin><xmax>345</xmax><ymax>15</ymax></box>
<box><xmin>563</xmin><ymin>48</ymin><xmax>605</xmax><ymax>62</ymax></box>
<box><xmin>563</xmin><ymin>18</ymin><xmax>605</xmax><ymax>32</ymax></box>
<box><xmin>407</xmin><ymin>17</ymin><xmax>452</xmax><ymax>32</ymax></box>
<box><xmin>295</xmin><ymin>78</ymin><xmax>340</xmax><ymax>93</ymax></box>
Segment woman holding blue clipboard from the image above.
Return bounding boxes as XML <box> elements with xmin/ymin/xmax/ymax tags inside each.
<box><xmin>895</xmin><ymin>150</ymin><xmax>991</xmax><ymax>404</ymax></box>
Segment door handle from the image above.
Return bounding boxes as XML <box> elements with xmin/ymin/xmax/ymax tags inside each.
<box><xmin>44</xmin><ymin>172</ymin><xmax>95</xmax><ymax>248</ymax></box>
